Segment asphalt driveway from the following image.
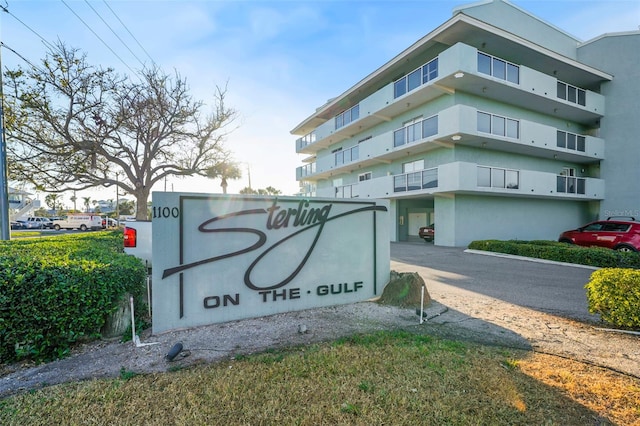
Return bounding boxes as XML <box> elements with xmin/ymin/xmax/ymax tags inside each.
<box><xmin>390</xmin><ymin>242</ymin><xmax>599</xmax><ymax>323</ymax></box>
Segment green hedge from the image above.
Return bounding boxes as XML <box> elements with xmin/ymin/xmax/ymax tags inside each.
<box><xmin>468</xmin><ymin>240</ymin><xmax>640</xmax><ymax>269</ymax></box>
<box><xmin>0</xmin><ymin>231</ymin><xmax>147</xmax><ymax>363</ymax></box>
<box><xmin>586</xmin><ymin>269</ymin><xmax>640</xmax><ymax>328</ymax></box>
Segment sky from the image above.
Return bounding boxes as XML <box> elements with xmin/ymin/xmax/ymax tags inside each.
<box><xmin>1</xmin><ymin>0</ymin><xmax>639</xmax><ymax>207</ymax></box>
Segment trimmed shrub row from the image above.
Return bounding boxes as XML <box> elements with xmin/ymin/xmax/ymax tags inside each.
<box><xmin>468</xmin><ymin>240</ymin><xmax>640</xmax><ymax>269</ymax></box>
<box><xmin>0</xmin><ymin>231</ymin><xmax>147</xmax><ymax>363</ymax></box>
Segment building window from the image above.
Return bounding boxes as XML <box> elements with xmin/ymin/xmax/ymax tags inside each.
<box><xmin>351</xmin><ymin>145</ymin><xmax>359</xmax><ymax>161</ymax></box>
<box><xmin>557</xmin><ymin>81</ymin><xmax>586</xmax><ymax>106</ymax></box>
<box><xmin>422</xmin><ymin>116</ymin><xmax>438</xmax><ymax>137</ymax></box>
<box><xmin>557</xmin><ymin>168</ymin><xmax>585</xmax><ymax>194</ymax></box>
<box><xmin>393</xmin><ymin>115</ymin><xmax>438</xmax><ymax>148</ymax></box>
<box><xmin>334</xmin><ymin>145</ymin><xmax>359</xmax><ymax>166</ymax></box>
<box><xmin>335</xmin><ymin>104</ymin><xmax>360</xmax><ymax>130</ymax></box>
<box><xmin>335</xmin><ymin>185</ymin><xmax>353</xmax><ymax>198</ymax></box>
<box><xmin>477</xmin><ymin>52</ymin><xmax>519</xmax><ymax>84</ymax></box>
<box><xmin>394</xmin><ymin>57</ymin><xmax>439</xmax><ymax>98</ymax></box>
<box><xmin>478</xmin><ymin>112</ymin><xmax>491</xmax><ymax>134</ymax></box>
<box><xmin>407</xmin><ymin>68</ymin><xmax>421</xmax><ymax>92</ymax></box>
<box><xmin>358</xmin><ymin>172</ymin><xmax>372</xmax><ymax>182</ymax></box>
<box><xmin>557</xmin><ymin>131</ymin><xmax>586</xmax><ymax>152</ymax></box>
<box><xmin>403</xmin><ymin>159</ymin><xmax>424</xmax><ymax>173</ymax></box>
<box><xmin>505</xmin><ymin>170</ymin><xmax>519</xmax><ymax>189</ymax></box>
<box><xmin>477</xmin><ymin>166</ymin><xmax>519</xmax><ymax>189</ymax></box>
<box><xmin>407</xmin><ymin>122</ymin><xmax>421</xmax><ymax>143</ymax></box>
<box><xmin>423</xmin><ymin>58</ymin><xmax>438</xmax><ymax>83</ymax></box>
<box><xmin>477</xmin><ymin>111</ymin><xmax>519</xmax><ymax>138</ymax></box>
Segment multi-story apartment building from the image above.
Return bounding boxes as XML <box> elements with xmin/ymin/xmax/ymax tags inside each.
<box><xmin>291</xmin><ymin>0</ymin><xmax>640</xmax><ymax>246</ymax></box>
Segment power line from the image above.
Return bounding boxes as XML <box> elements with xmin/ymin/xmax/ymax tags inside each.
<box><xmin>2</xmin><ymin>0</ymin><xmax>153</xmax><ymax>77</ymax></box>
<box><xmin>83</xmin><ymin>0</ymin><xmax>147</xmax><ymax>69</ymax></box>
<box><xmin>60</xmin><ymin>0</ymin><xmax>137</xmax><ymax>75</ymax></box>
<box><xmin>0</xmin><ymin>42</ymin><xmax>46</xmax><ymax>74</ymax></box>
<box><xmin>0</xmin><ymin>3</ymin><xmax>60</xmax><ymax>54</ymax></box>
<box><xmin>102</xmin><ymin>0</ymin><xmax>156</xmax><ymax>67</ymax></box>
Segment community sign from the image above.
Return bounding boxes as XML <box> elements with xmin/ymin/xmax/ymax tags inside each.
<box><xmin>151</xmin><ymin>193</ymin><xmax>390</xmax><ymax>334</ymax></box>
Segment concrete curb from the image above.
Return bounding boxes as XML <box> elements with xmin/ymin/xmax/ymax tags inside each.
<box><xmin>463</xmin><ymin>249</ymin><xmax>600</xmax><ymax>271</ymax></box>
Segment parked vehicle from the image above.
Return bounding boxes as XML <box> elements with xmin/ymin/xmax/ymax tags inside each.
<box><xmin>18</xmin><ymin>216</ymin><xmax>53</xmax><ymax>229</ymax></box>
<box><xmin>52</xmin><ymin>214</ymin><xmax>104</xmax><ymax>231</ymax></box>
<box><xmin>558</xmin><ymin>218</ymin><xmax>640</xmax><ymax>252</ymax></box>
<box><xmin>10</xmin><ymin>221</ymin><xmax>25</xmax><ymax>230</ymax></box>
<box><xmin>419</xmin><ymin>224</ymin><xmax>435</xmax><ymax>242</ymax></box>
<box><xmin>123</xmin><ymin>221</ymin><xmax>152</xmax><ymax>270</ymax></box>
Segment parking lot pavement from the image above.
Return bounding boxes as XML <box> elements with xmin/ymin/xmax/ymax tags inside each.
<box><xmin>391</xmin><ymin>242</ymin><xmax>640</xmax><ymax>378</ymax></box>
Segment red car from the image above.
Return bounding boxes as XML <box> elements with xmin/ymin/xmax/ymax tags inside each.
<box><xmin>419</xmin><ymin>224</ymin><xmax>435</xmax><ymax>242</ymax></box>
<box><xmin>558</xmin><ymin>219</ymin><xmax>640</xmax><ymax>252</ymax></box>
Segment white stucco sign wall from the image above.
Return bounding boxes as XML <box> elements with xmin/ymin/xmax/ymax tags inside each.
<box><xmin>151</xmin><ymin>193</ymin><xmax>390</xmax><ymax>334</ymax></box>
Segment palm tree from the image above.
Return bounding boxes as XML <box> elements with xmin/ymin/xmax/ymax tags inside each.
<box><xmin>70</xmin><ymin>191</ymin><xmax>77</xmax><ymax>211</ymax></box>
<box><xmin>83</xmin><ymin>197</ymin><xmax>91</xmax><ymax>213</ymax></box>
<box><xmin>205</xmin><ymin>162</ymin><xmax>242</xmax><ymax>194</ymax></box>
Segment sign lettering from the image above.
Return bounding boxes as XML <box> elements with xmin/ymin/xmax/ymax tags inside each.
<box><xmin>151</xmin><ymin>193</ymin><xmax>390</xmax><ymax>334</ymax></box>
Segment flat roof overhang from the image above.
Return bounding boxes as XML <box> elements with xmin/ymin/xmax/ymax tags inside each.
<box><xmin>291</xmin><ymin>14</ymin><xmax>613</xmax><ymax>136</ymax></box>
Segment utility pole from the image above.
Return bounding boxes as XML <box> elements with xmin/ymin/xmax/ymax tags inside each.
<box><xmin>116</xmin><ymin>172</ymin><xmax>120</xmax><ymax>223</ymax></box>
<box><xmin>0</xmin><ymin>42</ymin><xmax>10</xmax><ymax>240</ymax></box>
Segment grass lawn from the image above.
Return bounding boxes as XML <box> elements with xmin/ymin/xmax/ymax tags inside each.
<box><xmin>1</xmin><ymin>331</ymin><xmax>638</xmax><ymax>425</ymax></box>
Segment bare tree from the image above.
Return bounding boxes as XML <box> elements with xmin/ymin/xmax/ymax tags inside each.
<box><xmin>4</xmin><ymin>43</ymin><xmax>239</xmax><ymax>219</ymax></box>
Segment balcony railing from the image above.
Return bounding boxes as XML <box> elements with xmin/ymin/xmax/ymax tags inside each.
<box><xmin>296</xmin><ymin>42</ymin><xmax>605</xmax><ymax>155</ymax></box>
<box><xmin>393</xmin><ymin>168</ymin><xmax>438</xmax><ymax>193</ymax></box>
<box><xmin>335</xmin><ymin>104</ymin><xmax>360</xmax><ymax>130</ymax></box>
<box><xmin>557</xmin><ymin>175</ymin><xmax>586</xmax><ymax>195</ymax></box>
<box><xmin>296</xmin><ymin>131</ymin><xmax>317</xmax><ymax>151</ymax></box>
<box><xmin>335</xmin><ymin>145</ymin><xmax>360</xmax><ymax>166</ymax></box>
<box><xmin>335</xmin><ymin>184</ymin><xmax>355</xmax><ymax>198</ymax></box>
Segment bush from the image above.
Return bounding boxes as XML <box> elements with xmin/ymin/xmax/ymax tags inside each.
<box><xmin>468</xmin><ymin>240</ymin><xmax>640</xmax><ymax>269</ymax></box>
<box><xmin>0</xmin><ymin>231</ymin><xmax>147</xmax><ymax>363</ymax></box>
<box><xmin>586</xmin><ymin>269</ymin><xmax>640</xmax><ymax>329</ymax></box>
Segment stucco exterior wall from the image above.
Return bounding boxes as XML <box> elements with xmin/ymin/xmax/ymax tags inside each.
<box><xmin>437</xmin><ymin>194</ymin><xmax>593</xmax><ymax>247</ymax></box>
<box><xmin>578</xmin><ymin>33</ymin><xmax>640</xmax><ymax>220</ymax></box>
<box><xmin>456</xmin><ymin>0</ymin><xmax>579</xmax><ymax>58</ymax></box>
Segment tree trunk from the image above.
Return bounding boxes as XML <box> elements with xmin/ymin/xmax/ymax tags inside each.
<box><xmin>135</xmin><ymin>190</ymin><xmax>149</xmax><ymax>220</ymax></box>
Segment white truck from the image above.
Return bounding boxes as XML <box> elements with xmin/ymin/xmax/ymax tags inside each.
<box><xmin>53</xmin><ymin>214</ymin><xmax>104</xmax><ymax>231</ymax></box>
<box><xmin>123</xmin><ymin>221</ymin><xmax>152</xmax><ymax>271</ymax></box>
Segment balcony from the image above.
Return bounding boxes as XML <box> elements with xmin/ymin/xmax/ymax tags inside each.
<box><xmin>295</xmin><ymin>42</ymin><xmax>605</xmax><ymax>155</ymax></box>
<box><xmin>436</xmin><ymin>162</ymin><xmax>604</xmax><ymax>200</ymax></box>
<box><xmin>296</xmin><ymin>162</ymin><xmax>316</xmax><ymax>180</ymax></box>
<box><xmin>296</xmin><ymin>104</ymin><xmax>604</xmax><ymax>183</ymax></box>
<box><xmin>317</xmin><ymin>161</ymin><xmax>604</xmax><ymax>201</ymax></box>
